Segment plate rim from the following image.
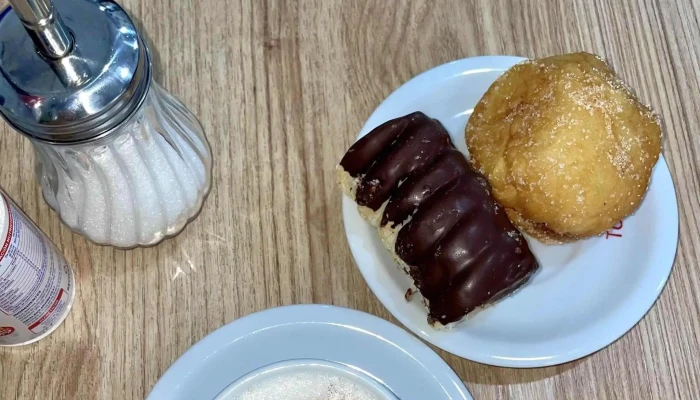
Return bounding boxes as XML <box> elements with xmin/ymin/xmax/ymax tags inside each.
<box><xmin>342</xmin><ymin>55</ymin><xmax>680</xmax><ymax>368</ymax></box>
<box><xmin>147</xmin><ymin>304</ymin><xmax>472</xmax><ymax>399</ymax></box>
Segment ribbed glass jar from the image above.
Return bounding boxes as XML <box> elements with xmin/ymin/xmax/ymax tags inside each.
<box><xmin>31</xmin><ymin>83</ymin><xmax>212</xmax><ymax>247</ymax></box>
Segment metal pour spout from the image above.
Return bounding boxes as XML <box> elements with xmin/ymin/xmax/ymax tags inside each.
<box><xmin>9</xmin><ymin>0</ymin><xmax>73</xmax><ymax>59</ymax></box>
<box><xmin>0</xmin><ymin>0</ymin><xmax>151</xmax><ymax>141</ymax></box>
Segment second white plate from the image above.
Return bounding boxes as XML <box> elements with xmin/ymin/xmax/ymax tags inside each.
<box><xmin>148</xmin><ymin>305</ymin><xmax>472</xmax><ymax>399</ymax></box>
<box><xmin>343</xmin><ymin>56</ymin><xmax>679</xmax><ymax>368</ymax></box>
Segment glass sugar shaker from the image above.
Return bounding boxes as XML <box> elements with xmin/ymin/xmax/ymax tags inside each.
<box><xmin>0</xmin><ymin>0</ymin><xmax>212</xmax><ymax>247</ymax></box>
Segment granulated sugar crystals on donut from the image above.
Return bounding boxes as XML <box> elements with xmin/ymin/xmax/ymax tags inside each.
<box><xmin>466</xmin><ymin>52</ymin><xmax>661</xmax><ymax>243</ymax></box>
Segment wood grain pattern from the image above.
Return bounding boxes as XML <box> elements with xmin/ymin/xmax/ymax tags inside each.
<box><xmin>1</xmin><ymin>0</ymin><xmax>699</xmax><ymax>398</ymax></box>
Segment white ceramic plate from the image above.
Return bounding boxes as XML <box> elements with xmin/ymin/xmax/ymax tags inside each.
<box><xmin>147</xmin><ymin>305</ymin><xmax>472</xmax><ymax>399</ymax></box>
<box><xmin>343</xmin><ymin>56</ymin><xmax>679</xmax><ymax>368</ymax></box>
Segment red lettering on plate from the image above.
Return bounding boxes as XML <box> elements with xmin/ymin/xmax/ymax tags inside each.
<box><xmin>606</xmin><ymin>220</ymin><xmax>624</xmax><ymax>239</ymax></box>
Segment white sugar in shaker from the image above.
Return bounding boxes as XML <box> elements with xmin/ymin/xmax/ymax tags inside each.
<box><xmin>0</xmin><ymin>189</ymin><xmax>76</xmax><ymax>346</ymax></box>
<box><xmin>0</xmin><ymin>0</ymin><xmax>212</xmax><ymax>247</ymax></box>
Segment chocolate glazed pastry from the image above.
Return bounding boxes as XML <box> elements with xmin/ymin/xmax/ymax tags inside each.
<box><xmin>337</xmin><ymin>112</ymin><xmax>539</xmax><ymax>327</ymax></box>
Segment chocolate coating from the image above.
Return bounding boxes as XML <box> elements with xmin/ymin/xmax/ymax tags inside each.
<box><xmin>381</xmin><ymin>148</ymin><xmax>471</xmax><ymax>227</ymax></box>
<box><xmin>339</xmin><ymin>112</ymin><xmax>539</xmax><ymax>326</ymax></box>
<box><xmin>340</xmin><ymin>112</ymin><xmax>453</xmax><ymax>210</ymax></box>
<box><xmin>397</xmin><ymin>171</ymin><xmax>537</xmax><ymax>325</ymax></box>
<box><xmin>339</xmin><ymin>112</ymin><xmax>420</xmax><ymax>176</ymax></box>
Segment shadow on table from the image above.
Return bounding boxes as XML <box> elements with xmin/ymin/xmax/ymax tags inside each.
<box><xmin>443</xmin><ymin>351</ymin><xmax>580</xmax><ymax>386</ymax></box>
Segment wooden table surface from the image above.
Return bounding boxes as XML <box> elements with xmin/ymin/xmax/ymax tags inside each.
<box><xmin>1</xmin><ymin>0</ymin><xmax>700</xmax><ymax>399</ymax></box>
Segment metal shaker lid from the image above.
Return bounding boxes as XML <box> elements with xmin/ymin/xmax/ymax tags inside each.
<box><xmin>0</xmin><ymin>0</ymin><xmax>151</xmax><ymax>143</ymax></box>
